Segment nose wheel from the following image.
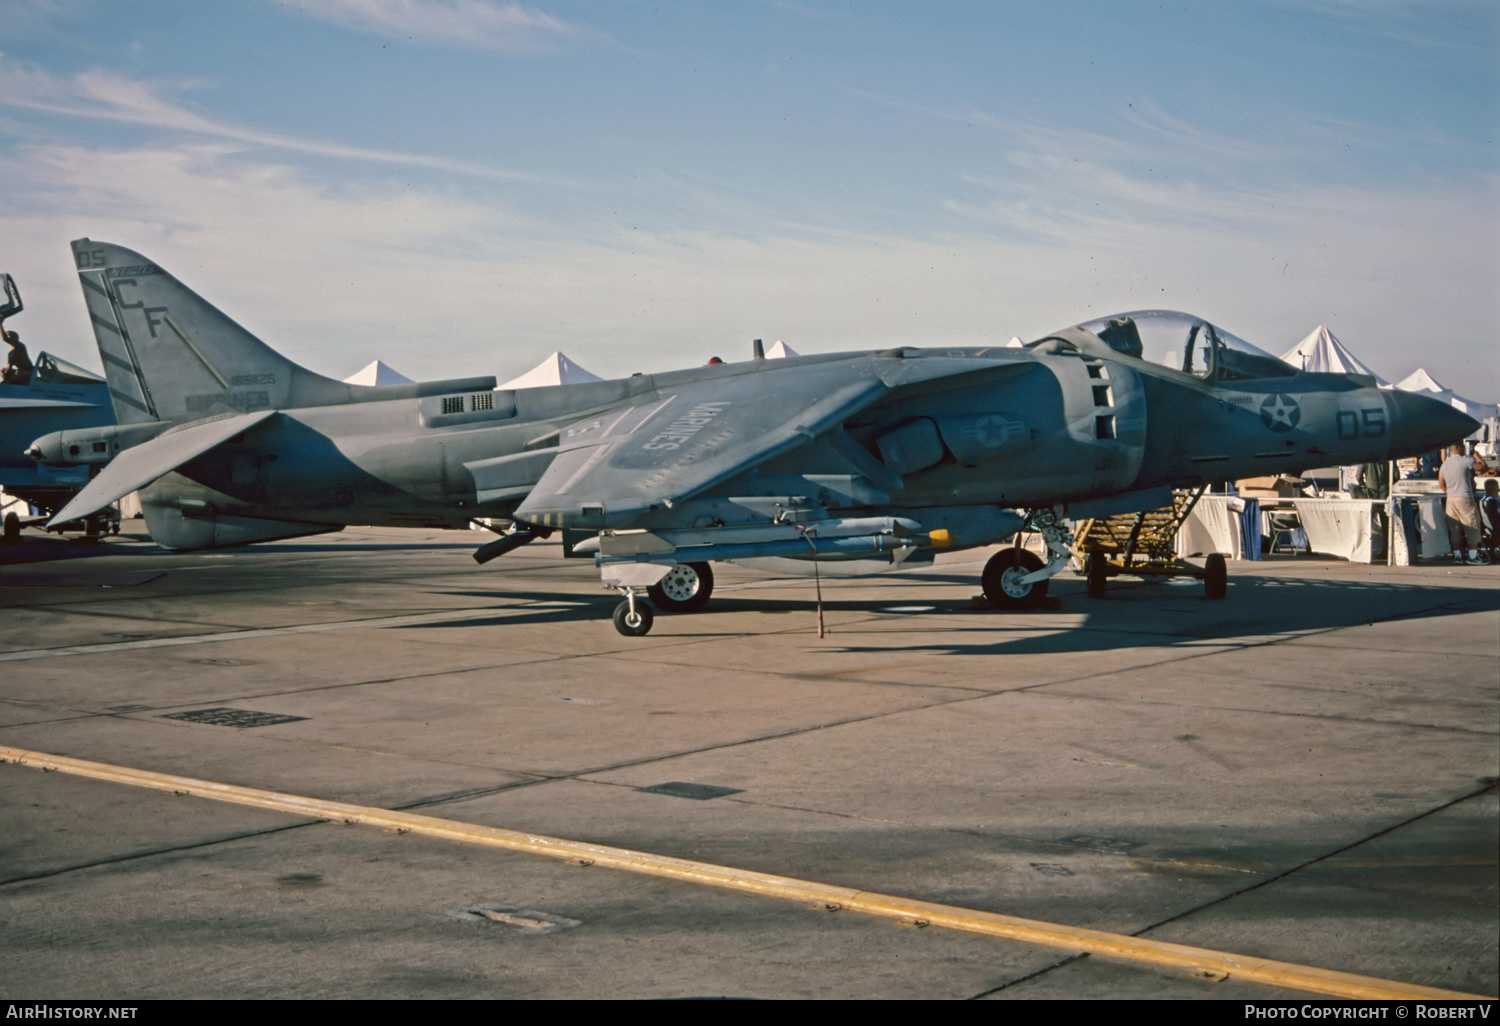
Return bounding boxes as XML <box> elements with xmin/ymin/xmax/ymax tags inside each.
<box><xmin>982</xmin><ymin>548</ymin><xmax>1049</xmax><ymax>608</ymax></box>
<box><xmin>982</xmin><ymin>513</ymin><xmax>1074</xmax><ymax>609</ymax></box>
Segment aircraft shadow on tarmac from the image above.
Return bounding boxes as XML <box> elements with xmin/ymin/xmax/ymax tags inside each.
<box><xmin>824</xmin><ymin>577</ymin><xmax>1499</xmax><ymax>657</ymax></box>
<box><xmin>182</xmin><ymin>539</ymin><xmax>482</xmax><ymax>554</ymax></box>
<box><xmin>417</xmin><ymin>575</ymin><xmax>1498</xmax><ymax>656</ymax></box>
<box><xmin>0</xmin><ymin>532</ymin><xmax>481</xmax><ymax>567</ymax></box>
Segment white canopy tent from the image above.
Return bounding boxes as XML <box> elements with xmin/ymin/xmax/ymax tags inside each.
<box><xmin>499</xmin><ymin>351</ymin><xmax>603</xmax><ymax>390</ymax></box>
<box><xmin>765</xmin><ymin>340</ymin><xmax>798</xmax><ymax>359</ymax></box>
<box><xmin>1280</xmin><ymin>325</ymin><xmax>1387</xmax><ymax>383</ymax></box>
<box><xmin>1390</xmin><ymin>368</ymin><xmax>1499</xmax><ymax>421</ymax></box>
<box><xmin>1277</xmin><ymin>327</ymin><xmax>1498</xmax><ymax>433</ymax></box>
<box><xmin>1396</xmin><ymin>368</ymin><xmax>1445</xmax><ymax>394</ymax></box>
<box><xmin>342</xmin><ymin>360</ymin><xmax>413</xmax><ymax>386</ymax></box>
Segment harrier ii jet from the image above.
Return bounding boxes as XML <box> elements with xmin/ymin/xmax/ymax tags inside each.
<box><xmin>32</xmin><ymin>240</ymin><xmax>1477</xmax><ymax>634</ymax></box>
<box><xmin>0</xmin><ymin>273</ymin><xmax>118</xmax><ymax>540</ymax></box>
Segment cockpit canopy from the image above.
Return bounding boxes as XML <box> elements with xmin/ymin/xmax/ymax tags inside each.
<box><xmin>35</xmin><ymin>352</ymin><xmax>106</xmax><ymax>386</ymax></box>
<box><xmin>1033</xmin><ymin>310</ymin><xmax>1298</xmax><ymax>383</ymax></box>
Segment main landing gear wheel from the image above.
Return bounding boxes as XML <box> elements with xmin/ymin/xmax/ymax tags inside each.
<box><xmin>647</xmin><ymin>562</ymin><xmax>714</xmax><ymax>613</ymax></box>
<box><xmin>982</xmin><ymin>548</ymin><xmax>1049</xmax><ymax>609</ymax></box>
<box><xmin>1204</xmin><ymin>553</ymin><xmax>1228</xmax><ymax>599</ymax></box>
<box><xmin>613</xmin><ymin>600</ymin><xmax>655</xmax><ymax>637</ymax></box>
<box><xmin>1087</xmin><ymin>552</ymin><xmax>1109</xmax><ymax>599</ymax></box>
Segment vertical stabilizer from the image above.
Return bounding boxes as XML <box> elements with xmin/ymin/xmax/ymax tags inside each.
<box><xmin>71</xmin><ymin>239</ymin><xmax>361</xmax><ymax>424</ymax></box>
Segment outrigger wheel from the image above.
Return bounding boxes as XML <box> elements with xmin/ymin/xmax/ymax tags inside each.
<box><xmin>1204</xmin><ymin>553</ymin><xmax>1228</xmax><ymax>599</ymax></box>
<box><xmin>982</xmin><ymin>548</ymin><xmax>1049</xmax><ymax>609</ymax></box>
<box><xmin>647</xmin><ymin>561</ymin><xmax>714</xmax><ymax>613</ymax></box>
<box><xmin>613</xmin><ymin>599</ymin><xmax>655</xmax><ymax>637</ymax></box>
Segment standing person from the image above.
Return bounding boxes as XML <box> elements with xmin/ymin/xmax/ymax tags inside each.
<box><xmin>1481</xmin><ymin>478</ymin><xmax>1500</xmax><ymax>564</ymax></box>
<box><xmin>1439</xmin><ymin>443</ymin><xmax>1490</xmax><ymax>565</ymax></box>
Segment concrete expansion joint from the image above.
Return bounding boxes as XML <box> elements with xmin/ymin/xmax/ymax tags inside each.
<box><xmin>1123</xmin><ymin>778</ymin><xmax>1500</xmax><ymax>958</ymax></box>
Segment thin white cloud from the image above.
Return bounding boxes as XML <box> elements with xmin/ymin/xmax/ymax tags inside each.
<box><xmin>849</xmin><ymin>87</ymin><xmax>1295</xmax><ymax>181</ymax></box>
<box><xmin>1258</xmin><ymin>0</ymin><xmax>1495</xmax><ymax>51</ymax></box>
<box><xmin>1116</xmin><ymin>100</ymin><xmax>1279</xmax><ymax>164</ymax></box>
<box><xmin>0</xmin><ymin>53</ymin><xmax>574</xmax><ymax>184</ymax></box>
<box><xmin>948</xmin><ymin>150</ymin><xmax>1308</xmax><ymax>247</ymax></box>
<box><xmin>5</xmin><ymin>139</ymin><xmax>1495</xmax><ymax>399</ymax></box>
<box><xmin>284</xmin><ymin>0</ymin><xmax>577</xmax><ymax>49</ymax></box>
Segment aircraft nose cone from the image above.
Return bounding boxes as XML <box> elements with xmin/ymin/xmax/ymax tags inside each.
<box><xmin>1388</xmin><ymin>390</ymin><xmax>1480</xmax><ymax>457</ymax></box>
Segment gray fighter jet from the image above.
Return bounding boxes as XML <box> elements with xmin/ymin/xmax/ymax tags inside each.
<box><xmin>31</xmin><ymin>239</ymin><xmax>1478</xmax><ymax>634</ymax></box>
<box><xmin>0</xmin><ymin>273</ymin><xmax>118</xmax><ymax>540</ymax></box>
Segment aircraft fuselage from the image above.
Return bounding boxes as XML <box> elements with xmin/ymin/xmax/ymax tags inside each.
<box><xmin>45</xmin><ymin>343</ymin><xmax>1464</xmax><ymax>551</ymax></box>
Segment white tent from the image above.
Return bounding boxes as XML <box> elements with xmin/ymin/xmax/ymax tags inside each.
<box><xmin>1391</xmin><ymin>368</ymin><xmax>1499</xmax><ymax>421</ymax></box>
<box><xmin>1394</xmin><ymin>368</ymin><xmax>1446</xmax><ymax>395</ymax></box>
<box><xmin>343</xmin><ymin>360</ymin><xmax>413</xmax><ymax>386</ymax></box>
<box><xmin>1280</xmin><ymin>325</ymin><xmax>1387</xmax><ymax>383</ymax></box>
<box><xmin>500</xmin><ymin>351</ymin><xmax>603</xmax><ymax>390</ymax></box>
<box><xmin>1005</xmin><ymin>336</ymin><xmax>1025</xmax><ymax>348</ymax></box>
<box><xmin>766</xmin><ymin>340</ymin><xmax>799</xmax><ymax>359</ymax></box>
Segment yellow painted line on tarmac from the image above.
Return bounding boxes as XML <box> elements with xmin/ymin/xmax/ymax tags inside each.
<box><xmin>0</xmin><ymin>745</ymin><xmax>1486</xmax><ymax>1002</ymax></box>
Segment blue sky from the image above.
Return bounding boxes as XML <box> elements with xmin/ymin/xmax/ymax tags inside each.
<box><xmin>2</xmin><ymin>0</ymin><xmax>1496</xmax><ymax>397</ymax></box>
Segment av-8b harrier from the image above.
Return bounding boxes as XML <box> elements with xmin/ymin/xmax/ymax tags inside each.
<box><xmin>31</xmin><ymin>239</ymin><xmax>1476</xmax><ymax>635</ymax></box>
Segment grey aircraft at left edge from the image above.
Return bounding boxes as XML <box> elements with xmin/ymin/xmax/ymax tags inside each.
<box><xmin>30</xmin><ymin>239</ymin><xmax>1477</xmax><ymax>635</ymax></box>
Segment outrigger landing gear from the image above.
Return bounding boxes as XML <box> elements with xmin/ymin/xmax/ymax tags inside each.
<box><xmin>981</xmin><ymin>510</ymin><xmax>1075</xmax><ymax>609</ymax></box>
<box><xmin>613</xmin><ymin>589</ymin><xmax>655</xmax><ymax>636</ymax></box>
<box><xmin>600</xmin><ymin>562</ymin><xmax>675</xmax><ymax>637</ymax></box>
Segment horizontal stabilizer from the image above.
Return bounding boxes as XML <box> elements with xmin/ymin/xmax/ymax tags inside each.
<box><xmin>0</xmin><ymin>398</ymin><xmax>101</xmax><ymax>411</ymax></box>
<box><xmin>48</xmin><ymin>410</ymin><xmax>277</xmax><ymax>526</ymax></box>
<box><xmin>466</xmin><ymin>447</ymin><xmax>560</xmax><ymax>504</ymax></box>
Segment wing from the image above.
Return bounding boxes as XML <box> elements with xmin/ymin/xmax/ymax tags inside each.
<box><xmin>513</xmin><ymin>353</ymin><xmax>1034</xmax><ymax>530</ymax></box>
<box><xmin>48</xmin><ymin>410</ymin><xmax>277</xmax><ymax>525</ymax></box>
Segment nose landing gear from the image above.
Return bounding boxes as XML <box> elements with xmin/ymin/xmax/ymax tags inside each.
<box><xmin>982</xmin><ymin>548</ymin><xmax>1048</xmax><ymax>608</ymax></box>
<box><xmin>981</xmin><ymin>511</ymin><xmax>1075</xmax><ymax>608</ymax></box>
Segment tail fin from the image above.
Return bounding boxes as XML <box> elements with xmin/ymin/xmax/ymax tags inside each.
<box><xmin>72</xmin><ymin>239</ymin><xmax>356</xmax><ymax>424</ymax></box>
<box><xmin>70</xmin><ymin>239</ymin><xmax>496</xmax><ymax>424</ymax></box>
